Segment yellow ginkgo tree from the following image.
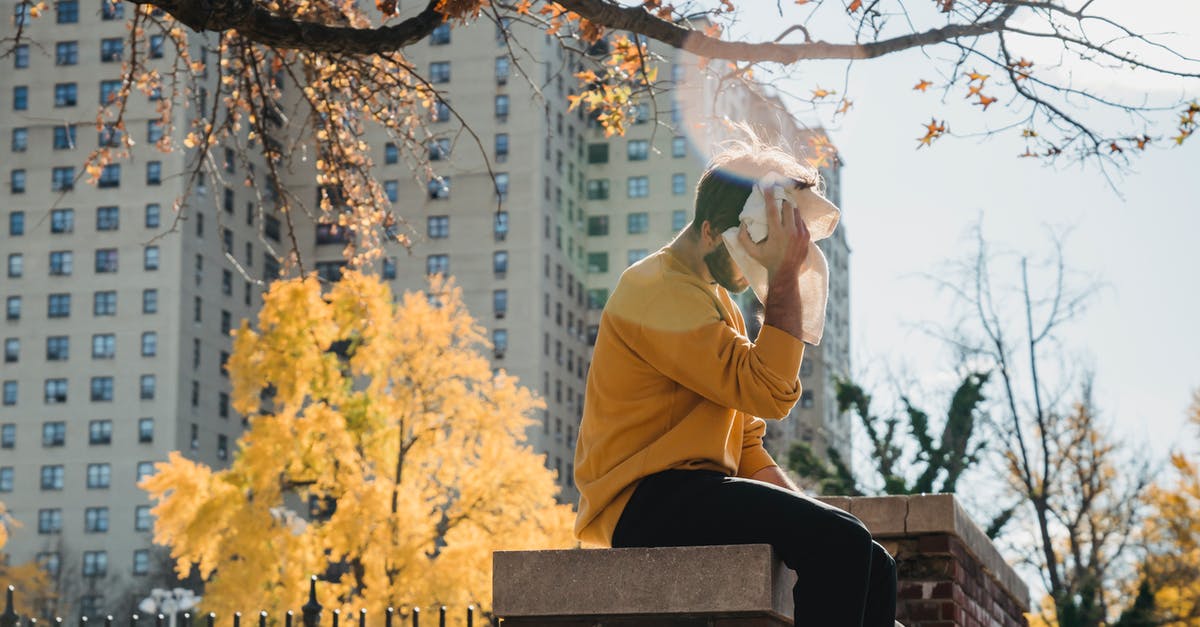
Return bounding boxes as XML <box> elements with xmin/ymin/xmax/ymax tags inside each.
<box><xmin>141</xmin><ymin>270</ymin><xmax>576</xmax><ymax>622</ymax></box>
<box><xmin>0</xmin><ymin>503</ymin><xmax>55</xmax><ymax>616</ymax></box>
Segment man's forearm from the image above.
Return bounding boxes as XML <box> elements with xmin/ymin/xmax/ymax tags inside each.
<box><xmin>763</xmin><ymin>273</ymin><xmax>803</xmax><ymax>341</ymax></box>
<box><xmin>750</xmin><ymin>465</ymin><xmax>800</xmax><ymax>493</ymax></box>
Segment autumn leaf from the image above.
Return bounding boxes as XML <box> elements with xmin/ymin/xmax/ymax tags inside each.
<box><xmin>811</xmin><ymin>87</ymin><xmax>835</xmax><ymax>100</ymax></box>
<box><xmin>917</xmin><ymin>117</ymin><xmax>947</xmax><ymax>148</ymax></box>
<box><xmin>1108</xmin><ymin>142</ymin><xmax>1123</xmax><ymax>153</ymax></box>
<box><xmin>848</xmin><ymin>0</ymin><xmax>862</xmax><ymax>12</ymax></box>
<box><xmin>375</xmin><ymin>0</ymin><xmax>396</xmax><ymax>15</ymax></box>
<box><xmin>967</xmin><ymin>70</ymin><xmax>989</xmax><ymax>83</ymax></box>
<box><xmin>836</xmin><ymin>98</ymin><xmax>853</xmax><ymax>115</ymax></box>
<box><xmin>976</xmin><ymin>94</ymin><xmax>997</xmax><ymax>110</ymax></box>
<box><xmin>514</xmin><ymin>0</ymin><xmax>533</xmax><ymax>13</ymax></box>
<box><xmin>1022</xmin><ymin>128</ymin><xmax>1038</xmax><ymax>138</ymax></box>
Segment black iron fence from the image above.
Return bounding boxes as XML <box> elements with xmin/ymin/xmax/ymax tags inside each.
<box><xmin>1</xmin><ymin>578</ymin><xmax>491</xmax><ymax>627</ymax></box>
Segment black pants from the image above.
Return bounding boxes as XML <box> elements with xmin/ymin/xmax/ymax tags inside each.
<box><xmin>612</xmin><ymin>469</ymin><xmax>897</xmax><ymax>627</ymax></box>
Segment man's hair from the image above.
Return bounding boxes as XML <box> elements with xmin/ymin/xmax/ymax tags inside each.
<box><xmin>689</xmin><ymin>125</ymin><xmax>824</xmax><ymax>236</ymax></box>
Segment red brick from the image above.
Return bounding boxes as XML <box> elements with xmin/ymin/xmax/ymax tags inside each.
<box><xmin>918</xmin><ymin>534</ymin><xmax>952</xmax><ymax>553</ymax></box>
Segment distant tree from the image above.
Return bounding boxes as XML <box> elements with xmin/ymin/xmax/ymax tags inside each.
<box><xmin>0</xmin><ymin>503</ymin><xmax>55</xmax><ymax>617</ymax></box>
<box><xmin>1111</xmin><ymin>579</ymin><xmax>1158</xmax><ymax>627</ymax></box>
<box><xmin>933</xmin><ymin>226</ymin><xmax>1151</xmax><ymax>627</ymax></box>
<box><xmin>1136</xmin><ymin>390</ymin><xmax>1200</xmax><ymax>624</ymax></box>
<box><xmin>788</xmin><ymin>371</ymin><xmax>989</xmax><ymax>499</ymax></box>
<box><xmin>141</xmin><ymin>271</ymin><xmax>575</xmax><ymax>623</ymax></box>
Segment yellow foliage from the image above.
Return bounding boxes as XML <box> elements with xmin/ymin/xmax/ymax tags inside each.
<box><xmin>141</xmin><ymin>271</ymin><xmax>576</xmax><ymax>623</ymax></box>
<box><xmin>0</xmin><ymin>503</ymin><xmax>56</xmax><ymax>616</ymax></box>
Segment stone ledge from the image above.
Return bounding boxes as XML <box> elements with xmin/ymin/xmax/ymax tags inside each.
<box><xmin>817</xmin><ymin>494</ymin><xmax>1029</xmax><ymax>610</ymax></box>
<box><xmin>494</xmin><ymin>544</ymin><xmax>795</xmax><ymax>621</ymax></box>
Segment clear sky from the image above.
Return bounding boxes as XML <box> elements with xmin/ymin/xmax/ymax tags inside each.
<box><xmin>713</xmin><ymin>1</ymin><xmax>1200</xmax><ymax>461</ymax></box>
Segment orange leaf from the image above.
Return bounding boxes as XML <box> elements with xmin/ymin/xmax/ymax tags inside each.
<box><xmin>976</xmin><ymin>94</ymin><xmax>997</xmax><ymax>110</ymax></box>
<box><xmin>847</xmin><ymin>0</ymin><xmax>862</xmax><ymax>12</ymax></box>
<box><xmin>913</xmin><ymin>80</ymin><xmax>932</xmax><ymax>92</ymax></box>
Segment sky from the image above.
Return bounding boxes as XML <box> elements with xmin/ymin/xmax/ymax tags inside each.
<box><xmin>713</xmin><ymin>1</ymin><xmax>1200</xmax><ymax>462</ymax></box>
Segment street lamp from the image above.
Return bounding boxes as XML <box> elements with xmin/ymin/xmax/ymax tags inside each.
<box><xmin>138</xmin><ymin>589</ymin><xmax>200</xmax><ymax>627</ymax></box>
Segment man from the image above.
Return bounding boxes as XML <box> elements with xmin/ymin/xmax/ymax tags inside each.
<box><xmin>573</xmin><ymin>140</ymin><xmax>897</xmax><ymax>626</ymax></box>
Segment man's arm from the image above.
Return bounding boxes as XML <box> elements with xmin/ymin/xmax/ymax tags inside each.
<box><xmin>738</xmin><ymin>186</ymin><xmax>811</xmax><ymax>343</ymax></box>
<box><xmin>750</xmin><ymin>465</ymin><xmax>801</xmax><ymax>493</ymax></box>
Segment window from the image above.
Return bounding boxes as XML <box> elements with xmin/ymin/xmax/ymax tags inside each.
<box><xmin>137</xmin><ymin>461</ymin><xmax>155</xmax><ymax>481</ymax></box>
<box><xmin>44</xmin><ymin>379</ymin><xmax>67</xmax><ymax>404</ymax></box>
<box><xmin>495</xmin><ymin>134</ymin><xmax>509</xmax><ymax>161</ymax></box>
<box><xmin>99</xmin><ymin>124</ymin><xmax>122</xmax><ymax>147</ymax></box>
<box><xmin>133</xmin><ymin>550</ymin><xmax>150</xmax><ymax>575</ymax></box>
<box><xmin>672</xmin><ymin>209</ymin><xmax>688</xmax><ymax>231</ymax></box>
<box><xmin>53</xmin><ymin>124</ymin><xmax>76</xmax><ymax>149</ymax></box>
<box><xmin>627</xmin><ymin>140</ymin><xmax>649</xmax><ymax>161</ymax></box>
<box><xmin>52</xmin><ymin>166</ymin><xmax>75</xmax><ymax>191</ymax></box>
<box><xmin>493</xmin><ymin>251</ymin><xmax>508</xmax><ymax>277</ymax></box>
<box><xmin>96</xmin><ymin>206</ymin><xmax>119</xmax><ymax>230</ymax></box>
<box><xmin>222</xmin><ymin>188</ymin><xmax>233</xmax><ymax>214</ymax></box>
<box><xmin>628</xmin><ymin>249</ymin><xmax>648</xmax><ymax>266</ymax></box>
<box><xmin>98</xmin><ymin>164</ymin><xmax>120</xmax><ymax>188</ymax></box>
<box><xmin>54</xmin><ymin>83</ymin><xmax>77</xmax><ymax>107</ymax></box>
<box><xmin>42</xmin><ymin>422</ymin><xmax>66</xmax><ymax>447</ymax></box>
<box><xmin>430</xmin><ymin>61</ymin><xmax>451</xmax><ymax>83</ymax></box>
<box><xmin>13</xmin><ymin>44</ymin><xmax>29</xmax><ymax>68</ymax></box>
<box><xmin>144</xmin><ymin>246</ymin><xmax>160</xmax><ymax>270</ymax></box>
<box><xmin>494</xmin><ymin>289</ymin><xmax>508</xmax><ymax>318</ymax></box>
<box><xmin>627</xmin><ymin>212</ymin><xmax>649</xmax><ymax>234</ymax></box>
<box><xmin>135</xmin><ymin>505</ymin><xmax>153</xmax><ymax>530</ymax></box>
<box><xmin>48</xmin><ymin>335</ymin><xmax>71</xmax><ymax>360</ymax></box>
<box><xmin>587</xmin><ymin>143</ymin><xmax>609</xmax><ymax>164</ymax></box>
<box><xmin>141</xmin><ymin>332</ymin><xmax>157</xmax><ymax>356</ymax></box>
<box><xmin>430</xmin><ymin>22</ymin><xmax>451</xmax><ymax>44</ymax></box>
<box><xmin>8</xmin><ymin>211</ymin><xmax>24</xmax><ymax>235</ymax></box>
<box><xmin>587</xmin><ymin>216</ymin><xmax>609</xmax><ymax>236</ymax></box>
<box><xmin>2</xmin><ymin>382</ymin><xmax>15</xmax><ymax>406</ymax></box>
<box><xmin>138</xmin><ymin>418</ymin><xmax>154</xmax><ymax>444</ymax></box>
<box><xmin>586</xmin><ymin>179</ymin><xmax>610</xmax><ymax>200</ymax></box>
<box><xmin>627</xmin><ymin>176</ymin><xmax>649</xmax><ymax>198</ymax></box>
<box><xmin>91</xmin><ymin>333</ymin><xmax>114</xmax><ymax>359</ymax></box>
<box><xmin>427</xmin><ymin>177</ymin><xmax>450</xmax><ymax>200</ymax></box>
<box><xmin>431</xmin><ymin>100</ymin><xmax>450</xmax><ymax>122</ymax></box>
<box><xmin>56</xmin><ymin>0</ymin><xmax>78</xmax><ymax>22</ymax></box>
<box><xmin>99</xmin><ymin>80</ymin><xmax>121</xmax><ymax>105</ymax></box>
<box><xmin>7</xmin><ymin>253</ymin><xmax>22</xmax><ymax>278</ymax></box>
<box><xmin>146</xmin><ymin>161</ymin><xmax>162</xmax><ymax>185</ymax></box>
<box><xmin>10</xmin><ymin>169</ymin><xmax>26</xmax><ymax>193</ymax></box>
<box><xmin>11</xmin><ymin>128</ymin><xmax>28</xmax><ymax>152</ymax></box>
<box><xmin>218</xmin><ymin>434</ymin><xmax>229</xmax><ymax>460</ymax></box>
<box><xmin>385</xmin><ymin>180</ymin><xmax>399</xmax><ymax>202</ymax></box>
<box><xmin>48</xmin><ymin>293</ymin><xmax>71</xmax><ymax>318</ymax></box>
<box><xmin>800</xmin><ymin>389</ymin><xmax>815</xmax><ymax>408</ymax></box>
<box><xmin>41</xmin><ymin>465</ymin><xmax>65</xmax><ymax>490</ymax></box>
<box><xmin>315</xmin><ymin>261</ymin><xmax>346</xmax><ymax>283</ymax></box>
<box><xmin>102</xmin><ymin>0</ymin><xmax>124</xmax><ymax>18</ymax></box>
<box><xmin>672</xmin><ymin>136</ymin><xmax>687</xmax><ymax>158</ymax></box>
<box><xmin>428</xmin><ymin>215</ymin><xmax>449</xmax><ymax>239</ymax></box>
<box><xmin>495</xmin><ymin>95</ymin><xmax>510</xmax><ymax>120</ymax></box>
<box><xmin>83</xmin><ymin>551</ymin><xmax>108</xmax><ymax>577</ymax></box>
<box><xmin>426</xmin><ymin>254</ymin><xmax>450</xmax><ymax>276</ymax></box>
<box><xmin>149</xmin><ymin>35</ymin><xmax>165</xmax><ymax>58</ymax></box>
<box><xmin>6</xmin><ymin>297</ymin><xmax>21</xmax><ymax>321</ymax></box>
<box><xmin>218</xmin><ymin>391</ymin><xmax>230</xmax><ymax>418</ymax></box>
<box><xmin>634</xmin><ymin>101</ymin><xmax>650</xmax><ymax>124</ymax></box>
<box><xmin>0</xmin><ymin>425</ymin><xmax>13</xmax><ymax>448</ymax></box>
<box><xmin>39</xmin><ymin>509</ymin><xmax>63</xmax><ymax>533</ymax></box>
<box><xmin>494</xmin><ymin>211</ymin><xmax>509</xmax><ymax>241</ymax></box>
<box><xmin>87</xmin><ymin>463</ymin><xmax>112</xmax><ymax>489</ymax></box>
<box><xmin>265</xmin><ymin>214</ymin><xmax>281</xmax><ymax>242</ymax></box>
<box><xmin>145</xmin><ymin>203</ymin><xmax>161</xmax><ymax>228</ymax></box>
<box><xmin>48</xmin><ymin>208</ymin><xmax>74</xmax><ymax>234</ymax></box>
<box><xmin>89</xmin><ymin>420</ymin><xmax>112</xmax><ymax>445</ymax></box>
<box><xmin>101</xmin><ymin>38</ymin><xmax>123</xmax><ymax>62</ymax></box>
<box><xmin>587</xmin><ymin>289</ymin><xmax>608</xmax><ymax>310</ymax></box>
<box><xmin>486</xmin><ymin>328</ymin><xmax>508</xmax><ymax>361</ymax></box>
<box><xmin>672</xmin><ymin>173</ymin><xmax>687</xmax><ymax>195</ymax></box>
<box><xmin>3</xmin><ymin>339</ymin><xmax>16</xmax><ymax>363</ymax></box>
<box><xmin>587</xmin><ymin>252</ymin><xmax>609</xmax><ymax>274</ymax></box>
<box><xmin>495</xmin><ymin>56</ymin><xmax>510</xmax><ymax>84</ymax></box>
<box><xmin>190</xmin><ymin>423</ymin><xmax>199</xmax><ymax>448</ymax></box>
<box><xmin>384</xmin><ymin>142</ymin><xmax>399</xmax><ymax>164</ymax></box>
<box><xmin>142</xmin><ymin>289</ymin><xmax>158</xmax><ymax>313</ymax></box>
<box><xmin>429</xmin><ymin>138</ymin><xmax>450</xmax><ymax>161</ymax></box>
<box><xmin>193</xmin><ymin>296</ymin><xmax>202</xmax><ymax>323</ymax></box>
<box><xmin>382</xmin><ymin>257</ymin><xmax>397</xmax><ymax>280</ymax></box>
<box><xmin>85</xmin><ymin>507</ymin><xmax>109</xmax><ymax>533</ymax></box>
<box><xmin>95</xmin><ymin>249</ymin><xmax>118</xmax><ymax>273</ymax></box>
<box><xmin>91</xmin><ymin>376</ymin><xmax>114</xmax><ymax>401</ymax></box>
<box><xmin>94</xmin><ymin>291</ymin><xmax>116</xmax><ymax>315</ymax></box>
<box><xmin>55</xmin><ymin>41</ymin><xmax>79</xmax><ymax>66</ymax></box>
<box><xmin>0</xmin><ymin>467</ymin><xmax>11</xmax><ymax>492</ymax></box>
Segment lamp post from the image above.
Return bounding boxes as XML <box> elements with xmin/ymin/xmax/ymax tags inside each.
<box><xmin>137</xmin><ymin>589</ymin><xmax>200</xmax><ymax>627</ymax></box>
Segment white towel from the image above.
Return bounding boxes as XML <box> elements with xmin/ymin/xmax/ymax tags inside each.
<box><xmin>720</xmin><ymin>172</ymin><xmax>840</xmax><ymax>345</ymax></box>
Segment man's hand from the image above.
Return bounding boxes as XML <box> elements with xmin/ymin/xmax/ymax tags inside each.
<box><xmin>736</xmin><ymin>186</ymin><xmax>812</xmax><ymax>282</ymax></box>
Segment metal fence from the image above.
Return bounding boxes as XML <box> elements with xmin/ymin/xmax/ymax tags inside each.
<box><xmin>1</xmin><ymin>578</ymin><xmax>491</xmax><ymax>627</ymax></box>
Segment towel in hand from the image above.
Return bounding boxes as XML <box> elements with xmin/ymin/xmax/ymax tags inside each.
<box><xmin>720</xmin><ymin>171</ymin><xmax>841</xmax><ymax>345</ymax></box>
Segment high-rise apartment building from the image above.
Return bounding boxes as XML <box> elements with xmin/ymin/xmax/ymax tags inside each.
<box><xmin>1</xmin><ymin>4</ymin><xmax>849</xmax><ymax>615</ymax></box>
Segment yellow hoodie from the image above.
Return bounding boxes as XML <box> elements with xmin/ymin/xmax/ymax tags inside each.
<box><xmin>573</xmin><ymin>246</ymin><xmax>805</xmax><ymax>547</ymax></box>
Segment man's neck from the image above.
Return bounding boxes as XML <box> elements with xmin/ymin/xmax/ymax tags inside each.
<box><xmin>666</xmin><ymin>231</ymin><xmax>715</xmax><ymax>284</ymax></box>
